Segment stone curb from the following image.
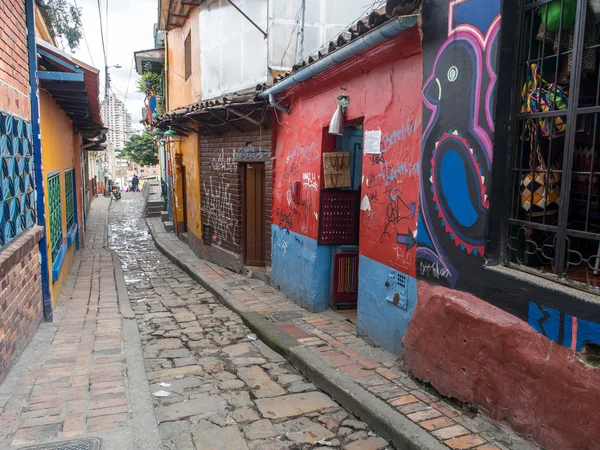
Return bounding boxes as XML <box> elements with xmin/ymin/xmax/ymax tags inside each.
<box><xmin>110</xmin><ymin>235</ymin><xmax>162</xmax><ymax>449</ymax></box>
<box><xmin>146</xmin><ymin>219</ymin><xmax>447</xmax><ymax>450</ymax></box>
<box><xmin>111</xmin><ymin>249</ymin><xmax>135</xmax><ymax>320</ymax></box>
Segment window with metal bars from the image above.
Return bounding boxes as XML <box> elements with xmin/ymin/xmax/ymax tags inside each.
<box><xmin>506</xmin><ymin>0</ymin><xmax>600</xmax><ymax>294</ymax></box>
<box><xmin>47</xmin><ymin>172</ymin><xmax>62</xmax><ymax>260</ymax></box>
<box><xmin>184</xmin><ymin>32</ymin><xmax>192</xmax><ymax>80</ymax></box>
<box><xmin>65</xmin><ymin>168</ymin><xmax>75</xmax><ymax>230</ymax></box>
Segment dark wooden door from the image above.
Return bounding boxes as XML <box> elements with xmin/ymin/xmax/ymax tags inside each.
<box><xmin>244</xmin><ymin>163</ymin><xmax>265</xmax><ymax>266</ymax></box>
<box><xmin>181</xmin><ymin>166</ymin><xmax>188</xmax><ymax>232</ymax></box>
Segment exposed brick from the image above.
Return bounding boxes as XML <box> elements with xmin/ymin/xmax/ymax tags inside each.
<box><xmin>444</xmin><ymin>434</ymin><xmax>487</xmax><ymax>449</ymax></box>
<box><xmin>431</xmin><ymin>424</ymin><xmax>471</xmax><ymax>440</ymax></box>
<box><xmin>420</xmin><ymin>416</ymin><xmax>456</xmax><ymax>431</ymax></box>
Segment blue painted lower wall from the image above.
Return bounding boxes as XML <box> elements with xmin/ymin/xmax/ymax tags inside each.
<box><xmin>271</xmin><ymin>225</ymin><xmax>332</xmax><ymax>312</ymax></box>
<box><xmin>357</xmin><ymin>255</ymin><xmax>418</xmax><ymax>356</ymax></box>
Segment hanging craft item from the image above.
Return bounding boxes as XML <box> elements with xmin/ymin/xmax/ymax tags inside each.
<box><xmin>521</xmin><ymin>64</ymin><xmax>568</xmax><ymax>137</ymax></box>
<box><xmin>519</xmin><ymin>120</ymin><xmax>561</xmax><ymax>217</ymax></box>
<box><xmin>323</xmin><ymin>152</ymin><xmax>351</xmax><ymax>188</ymax></box>
<box><xmin>540</xmin><ymin>0</ymin><xmax>577</xmax><ymax>32</ymax></box>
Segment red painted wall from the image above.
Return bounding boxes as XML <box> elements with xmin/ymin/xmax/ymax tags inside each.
<box><xmin>403</xmin><ymin>282</ymin><xmax>600</xmax><ymax>450</ymax></box>
<box><xmin>272</xmin><ymin>29</ymin><xmax>422</xmax><ymax>277</ymax></box>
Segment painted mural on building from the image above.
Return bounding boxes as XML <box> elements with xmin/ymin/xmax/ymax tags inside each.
<box><xmin>417</xmin><ymin>0</ymin><xmax>500</xmax><ymax>287</ymax></box>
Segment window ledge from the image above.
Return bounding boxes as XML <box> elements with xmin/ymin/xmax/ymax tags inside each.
<box><xmin>484</xmin><ymin>263</ymin><xmax>600</xmax><ymax>306</ymax></box>
<box><xmin>52</xmin><ymin>243</ymin><xmax>68</xmax><ymax>282</ymax></box>
<box><xmin>67</xmin><ymin>224</ymin><xmax>78</xmax><ymax>247</ymax></box>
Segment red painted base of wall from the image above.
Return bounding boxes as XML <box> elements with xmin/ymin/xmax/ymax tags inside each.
<box><xmin>403</xmin><ymin>282</ymin><xmax>600</xmax><ymax>450</ymax></box>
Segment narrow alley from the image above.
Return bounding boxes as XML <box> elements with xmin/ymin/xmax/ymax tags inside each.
<box><xmin>109</xmin><ymin>193</ymin><xmax>391</xmax><ymax>449</ymax></box>
<box><xmin>2</xmin><ymin>1</ymin><xmax>600</xmax><ymax>449</ymax></box>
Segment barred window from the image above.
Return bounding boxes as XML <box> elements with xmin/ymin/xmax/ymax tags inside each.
<box><xmin>48</xmin><ymin>171</ymin><xmax>62</xmax><ymax>260</ymax></box>
<box><xmin>65</xmin><ymin>168</ymin><xmax>75</xmax><ymax>230</ymax></box>
<box><xmin>507</xmin><ymin>0</ymin><xmax>600</xmax><ymax>293</ymax></box>
<box><xmin>0</xmin><ymin>111</ymin><xmax>36</xmax><ymax>249</ymax></box>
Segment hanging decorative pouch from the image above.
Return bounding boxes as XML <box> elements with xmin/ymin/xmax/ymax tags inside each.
<box><xmin>519</xmin><ymin>120</ymin><xmax>561</xmax><ymax>216</ymax></box>
<box><xmin>521</xmin><ymin>63</ymin><xmax>568</xmax><ymax>137</ymax></box>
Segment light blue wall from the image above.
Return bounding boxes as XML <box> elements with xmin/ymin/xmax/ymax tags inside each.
<box><xmin>271</xmin><ymin>225</ymin><xmax>332</xmax><ymax>312</ymax></box>
<box><xmin>357</xmin><ymin>255</ymin><xmax>418</xmax><ymax>356</ymax></box>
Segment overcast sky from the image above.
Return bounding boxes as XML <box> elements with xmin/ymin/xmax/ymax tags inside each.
<box><xmin>71</xmin><ymin>0</ymin><xmax>158</xmax><ymax>128</ymax></box>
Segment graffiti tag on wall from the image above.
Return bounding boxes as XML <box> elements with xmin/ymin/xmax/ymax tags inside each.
<box><xmin>211</xmin><ymin>149</ymin><xmax>237</xmax><ymax>173</ymax></box>
<box><xmin>234</xmin><ymin>145</ymin><xmax>269</xmax><ymax>161</ymax></box>
<box><xmin>202</xmin><ymin>177</ymin><xmax>238</xmax><ymax>246</ymax></box>
<box><xmin>417</xmin><ymin>0</ymin><xmax>500</xmax><ymax>287</ymax></box>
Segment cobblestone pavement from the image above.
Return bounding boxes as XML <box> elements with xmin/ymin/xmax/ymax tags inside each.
<box><xmin>0</xmin><ymin>198</ymin><xmax>157</xmax><ymax>449</ymax></box>
<box><xmin>110</xmin><ymin>193</ymin><xmax>391</xmax><ymax>450</ymax></box>
<box><xmin>145</xmin><ymin>203</ymin><xmax>540</xmax><ymax>449</ymax></box>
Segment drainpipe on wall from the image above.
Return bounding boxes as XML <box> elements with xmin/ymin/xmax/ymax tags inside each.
<box><xmin>26</xmin><ymin>0</ymin><xmax>52</xmax><ymax>321</ymax></box>
<box><xmin>261</xmin><ymin>15</ymin><xmax>419</xmax><ymax>112</ymax></box>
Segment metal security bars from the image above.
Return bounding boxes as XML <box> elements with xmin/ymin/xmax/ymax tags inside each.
<box><xmin>507</xmin><ymin>0</ymin><xmax>600</xmax><ymax>293</ymax></box>
<box><xmin>48</xmin><ymin>172</ymin><xmax>62</xmax><ymax>260</ymax></box>
<box><xmin>65</xmin><ymin>169</ymin><xmax>75</xmax><ymax>230</ymax></box>
<box><xmin>0</xmin><ymin>111</ymin><xmax>36</xmax><ymax>249</ymax></box>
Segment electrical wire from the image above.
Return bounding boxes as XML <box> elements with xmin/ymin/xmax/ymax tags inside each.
<box><xmin>124</xmin><ymin>55</ymin><xmax>135</xmax><ymax>102</ymax></box>
<box><xmin>73</xmin><ymin>0</ymin><xmax>95</xmax><ymax>66</ymax></box>
<box><xmin>96</xmin><ymin>0</ymin><xmax>108</xmax><ymax>66</ymax></box>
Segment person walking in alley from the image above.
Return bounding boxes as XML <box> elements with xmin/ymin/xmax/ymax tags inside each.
<box><xmin>132</xmin><ymin>174</ymin><xmax>139</xmax><ymax>193</ymax></box>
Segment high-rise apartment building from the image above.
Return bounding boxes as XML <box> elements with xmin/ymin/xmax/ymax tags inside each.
<box><xmin>102</xmin><ymin>92</ymin><xmax>132</xmax><ymax>151</ymax></box>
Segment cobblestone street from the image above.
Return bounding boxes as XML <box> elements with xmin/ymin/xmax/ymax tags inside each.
<box><xmin>109</xmin><ymin>193</ymin><xmax>390</xmax><ymax>449</ymax></box>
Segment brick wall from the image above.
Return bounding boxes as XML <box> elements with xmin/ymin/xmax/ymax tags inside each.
<box><xmin>0</xmin><ymin>226</ymin><xmax>44</xmax><ymax>383</ymax></box>
<box><xmin>199</xmin><ymin>126</ymin><xmax>272</xmax><ymax>270</ymax></box>
<box><xmin>0</xmin><ymin>0</ymin><xmax>31</xmax><ymax>118</ymax></box>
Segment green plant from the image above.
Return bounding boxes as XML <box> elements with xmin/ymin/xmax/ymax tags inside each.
<box><xmin>120</xmin><ymin>131</ymin><xmax>159</xmax><ymax>166</ymax></box>
<box><xmin>42</xmin><ymin>0</ymin><xmax>83</xmax><ymax>52</ymax></box>
<box><xmin>136</xmin><ymin>72</ymin><xmax>165</xmax><ymax>114</ymax></box>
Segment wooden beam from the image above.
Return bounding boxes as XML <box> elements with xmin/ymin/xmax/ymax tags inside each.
<box><xmin>207</xmin><ymin>110</ymin><xmax>243</xmax><ymax>132</ymax></box>
<box><xmin>226</xmin><ymin>107</ymin><xmax>266</xmax><ymax>129</ymax></box>
<box><xmin>185</xmin><ymin>115</ymin><xmax>221</xmax><ymax>136</ymax></box>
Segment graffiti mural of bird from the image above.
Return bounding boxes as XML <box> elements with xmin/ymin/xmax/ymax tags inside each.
<box><xmin>417</xmin><ymin>34</ymin><xmax>493</xmax><ymax>287</ymax></box>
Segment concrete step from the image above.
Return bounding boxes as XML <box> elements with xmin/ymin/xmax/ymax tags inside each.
<box><xmin>161</xmin><ymin>211</ymin><xmax>169</xmax><ymax>223</ymax></box>
<box><xmin>163</xmin><ymin>221</ymin><xmax>174</xmax><ymax>232</ymax></box>
<box><xmin>146</xmin><ymin>211</ymin><xmax>162</xmax><ymax>218</ymax></box>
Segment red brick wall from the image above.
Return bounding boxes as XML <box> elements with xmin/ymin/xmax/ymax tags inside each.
<box><xmin>0</xmin><ymin>226</ymin><xmax>44</xmax><ymax>383</ymax></box>
<box><xmin>0</xmin><ymin>0</ymin><xmax>31</xmax><ymax>118</ymax></box>
<box><xmin>199</xmin><ymin>126</ymin><xmax>272</xmax><ymax>269</ymax></box>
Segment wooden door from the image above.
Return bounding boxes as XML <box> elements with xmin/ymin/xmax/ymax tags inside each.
<box><xmin>244</xmin><ymin>163</ymin><xmax>265</xmax><ymax>266</ymax></box>
<box><xmin>181</xmin><ymin>166</ymin><xmax>188</xmax><ymax>232</ymax></box>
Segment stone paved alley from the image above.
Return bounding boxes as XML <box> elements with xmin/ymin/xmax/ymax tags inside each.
<box><xmin>0</xmin><ymin>193</ymin><xmax>541</xmax><ymax>450</ymax></box>
<box><xmin>109</xmin><ymin>194</ymin><xmax>392</xmax><ymax>449</ymax></box>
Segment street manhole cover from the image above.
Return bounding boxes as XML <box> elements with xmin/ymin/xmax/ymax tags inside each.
<box><xmin>18</xmin><ymin>438</ymin><xmax>102</xmax><ymax>450</ymax></box>
<box><xmin>268</xmin><ymin>311</ymin><xmax>304</xmax><ymax>323</ymax></box>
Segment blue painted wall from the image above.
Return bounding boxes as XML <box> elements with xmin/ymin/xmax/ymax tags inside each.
<box><xmin>528</xmin><ymin>302</ymin><xmax>600</xmax><ymax>351</ymax></box>
<box><xmin>271</xmin><ymin>224</ymin><xmax>332</xmax><ymax>312</ymax></box>
<box><xmin>357</xmin><ymin>255</ymin><xmax>418</xmax><ymax>355</ymax></box>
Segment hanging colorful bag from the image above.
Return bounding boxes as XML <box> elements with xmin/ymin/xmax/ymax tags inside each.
<box><xmin>519</xmin><ymin>120</ymin><xmax>561</xmax><ymax>217</ymax></box>
<box><xmin>521</xmin><ymin>63</ymin><xmax>568</xmax><ymax>137</ymax></box>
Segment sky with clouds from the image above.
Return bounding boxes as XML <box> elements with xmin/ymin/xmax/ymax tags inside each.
<box><xmin>70</xmin><ymin>0</ymin><xmax>158</xmax><ymax>128</ymax></box>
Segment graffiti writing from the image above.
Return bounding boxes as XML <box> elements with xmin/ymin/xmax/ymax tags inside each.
<box><xmin>276</xmin><ymin>208</ymin><xmax>293</xmax><ymax>232</ymax></box>
<box><xmin>302</xmin><ymin>173</ymin><xmax>318</xmax><ymax>191</ymax></box>
<box><xmin>211</xmin><ymin>149</ymin><xmax>237</xmax><ymax>173</ymax></box>
<box><xmin>202</xmin><ymin>177</ymin><xmax>238</xmax><ymax>245</ymax></box>
<box><xmin>368</xmin><ymin>153</ymin><xmax>386</xmax><ymax>165</ymax></box>
<box><xmin>235</xmin><ymin>145</ymin><xmax>268</xmax><ymax>161</ymax></box>
<box><xmin>288</xmin><ymin>142</ymin><xmax>318</xmax><ymax>164</ymax></box>
<box><xmin>381</xmin><ymin>120</ymin><xmax>418</xmax><ymax>152</ymax></box>
<box><xmin>419</xmin><ymin>261</ymin><xmax>451</xmax><ymax>280</ymax></box>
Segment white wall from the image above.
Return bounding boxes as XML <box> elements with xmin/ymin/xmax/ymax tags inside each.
<box><xmin>199</xmin><ymin>0</ymin><xmax>373</xmax><ymax>99</ymax></box>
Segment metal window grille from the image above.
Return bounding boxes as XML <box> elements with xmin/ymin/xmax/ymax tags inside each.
<box><xmin>184</xmin><ymin>32</ymin><xmax>192</xmax><ymax>80</ymax></box>
<box><xmin>506</xmin><ymin>0</ymin><xmax>600</xmax><ymax>293</ymax></box>
<box><xmin>0</xmin><ymin>111</ymin><xmax>36</xmax><ymax>249</ymax></box>
<box><xmin>65</xmin><ymin>169</ymin><xmax>75</xmax><ymax>230</ymax></box>
<box><xmin>48</xmin><ymin>172</ymin><xmax>62</xmax><ymax>260</ymax></box>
